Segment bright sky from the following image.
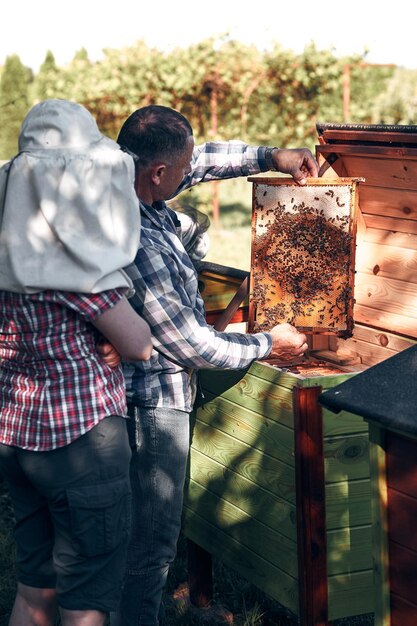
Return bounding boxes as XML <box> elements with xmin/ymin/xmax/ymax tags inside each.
<box><xmin>2</xmin><ymin>0</ymin><xmax>417</xmax><ymax>72</ymax></box>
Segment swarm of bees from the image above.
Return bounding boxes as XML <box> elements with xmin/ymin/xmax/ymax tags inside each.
<box><xmin>249</xmin><ymin>180</ymin><xmax>358</xmax><ymax>338</ymax></box>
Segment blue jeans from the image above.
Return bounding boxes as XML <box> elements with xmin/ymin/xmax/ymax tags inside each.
<box><xmin>116</xmin><ymin>405</ymin><xmax>190</xmax><ymax>626</ymax></box>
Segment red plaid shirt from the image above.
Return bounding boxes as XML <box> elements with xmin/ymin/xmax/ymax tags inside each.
<box><xmin>0</xmin><ymin>289</ymin><xmax>127</xmax><ymax>451</ymax></box>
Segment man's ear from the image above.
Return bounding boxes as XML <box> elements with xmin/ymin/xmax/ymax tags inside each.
<box><xmin>151</xmin><ymin>162</ymin><xmax>166</xmax><ymax>186</ymax></box>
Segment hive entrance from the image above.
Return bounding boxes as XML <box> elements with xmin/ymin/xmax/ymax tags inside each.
<box><xmin>248</xmin><ymin>178</ymin><xmax>362</xmax><ymax>338</ymax></box>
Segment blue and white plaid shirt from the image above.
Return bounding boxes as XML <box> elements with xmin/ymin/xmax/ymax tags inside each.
<box><xmin>123</xmin><ymin>141</ymin><xmax>274</xmax><ymax>412</ymax></box>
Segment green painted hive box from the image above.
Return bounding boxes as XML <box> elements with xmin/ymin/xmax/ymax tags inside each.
<box><xmin>183</xmin><ymin>359</ymin><xmax>373</xmax><ymax>624</ymax></box>
<box><xmin>183</xmin><ymin>123</ymin><xmax>417</xmax><ymax>625</ymax></box>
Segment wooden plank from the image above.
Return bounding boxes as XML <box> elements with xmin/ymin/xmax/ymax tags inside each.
<box><xmin>322</xmin><ymin>408</ymin><xmax>368</xmax><ymax>437</ymax></box>
<box><xmin>386</xmin><ymin>488</ymin><xmax>417</xmax><ymax>552</ymax></box>
<box><xmin>186</xmin><ymin>453</ymin><xmax>297</xmax><ymax>539</ymax></box>
<box><xmin>234</xmin><ymin>360</ymin><xmax>356</xmax><ymax>392</ymax></box>
<box><xmin>368</xmin><ymin>424</ymin><xmax>391</xmax><ymax>626</ymax></box>
<box><xmin>363</xmin><ymin>213</ymin><xmax>417</xmax><ymax>234</ymax></box>
<box><xmin>325</xmin><ymin>479</ymin><xmax>371</xmax><ymax>529</ymax></box>
<box><xmin>293</xmin><ymin>386</ymin><xmax>328</xmax><ymax>626</ymax></box>
<box><xmin>317</xmin><ymin>151</ymin><xmax>417</xmax><ymax>193</ymax></box>
<box><xmin>354</xmin><ymin>303</ymin><xmax>417</xmax><ymax>341</ymax></box>
<box><xmin>324</xmin><ymin>433</ymin><xmax>370</xmax><ymax>484</ymax></box>
<box><xmin>182</xmin><ymin>508</ymin><xmax>300</xmax><ymax>616</ymax></box>
<box><xmin>199</xmin><ymin>378</ymin><xmax>295</xmax><ymax>429</ymax></box>
<box><xmin>356</xmin><ymin>240</ymin><xmax>417</xmax><ymax>283</ymax></box>
<box><xmin>319</xmin><ymin>130</ymin><xmax>417</xmax><ymax>146</ymax></box>
<box><xmin>330</xmin><ymin>327</ymin><xmax>413</xmax><ymax>367</ymax></box>
<box><xmin>327</xmin><ymin>571</ymin><xmax>374</xmax><ymax>620</ymax></box>
<box><xmin>355</xmin><ymin>272</ymin><xmax>417</xmax><ymax>320</ymax></box>
<box><xmin>390</xmin><ymin>593</ymin><xmax>417</xmax><ymax>626</ymax></box>
<box><xmin>363</xmin><ymin>226</ymin><xmax>417</xmax><ymax>250</ymax></box>
<box><xmin>386</xmin><ymin>431</ymin><xmax>417</xmax><ymax>493</ymax></box>
<box><xmin>184</xmin><ymin>479</ymin><xmax>298</xmax><ymax>576</ymax></box>
<box><xmin>327</xmin><ymin>526</ymin><xmax>372</xmax><ymax>575</ymax></box>
<box><xmin>389</xmin><ymin>541</ymin><xmax>417</xmax><ymax>606</ymax></box>
<box><xmin>205</xmin><ymin>307</ymin><xmax>248</xmax><ymax>326</ymax></box>
<box><xmin>317</xmin><ymin>143</ymin><xmax>417</xmax><ymax>157</ymax></box>
<box><xmin>195</xmin><ymin>395</ymin><xmax>295</xmax><ymax>463</ymax></box>
<box><xmin>199</xmin><ymin>274</ymin><xmax>249</xmax><ymax>313</ymax></box>
<box><xmin>359</xmin><ymin>185</ymin><xmax>417</xmax><ymax>221</ymax></box>
<box><xmin>331</xmin><ymin>322</ymin><xmax>416</xmax><ymax>357</ymax></box>
<box><xmin>190</xmin><ymin>421</ymin><xmax>297</xmax><ymax>502</ymax></box>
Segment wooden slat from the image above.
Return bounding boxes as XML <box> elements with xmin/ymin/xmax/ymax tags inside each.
<box><xmin>319</xmin><ymin>130</ymin><xmax>417</xmax><ymax>146</ymax></box>
<box><xmin>327</xmin><ymin>571</ymin><xmax>374</xmax><ymax>620</ymax></box>
<box><xmin>324</xmin><ymin>433</ymin><xmax>370</xmax><ymax>484</ymax></box>
<box><xmin>182</xmin><ymin>508</ymin><xmax>300</xmax><ymax>616</ymax></box>
<box><xmin>387</xmin><ymin>489</ymin><xmax>417</xmax><ymax>552</ymax></box>
<box><xmin>368</xmin><ymin>425</ymin><xmax>391</xmax><ymax>626</ymax></box>
<box><xmin>362</xmin><ymin>226</ymin><xmax>417</xmax><ymax>249</ymax></box>
<box><xmin>327</xmin><ymin>526</ymin><xmax>372</xmax><ymax>574</ymax></box>
<box><xmin>184</xmin><ymin>479</ymin><xmax>298</xmax><ymax>576</ymax></box>
<box><xmin>359</xmin><ymin>185</ymin><xmax>417</xmax><ymax>221</ymax></box>
<box><xmin>321</xmin><ymin>153</ymin><xmax>417</xmax><ymax>190</ymax></box>
<box><xmin>195</xmin><ymin>396</ymin><xmax>295</xmax><ymax>465</ymax></box>
<box><xmin>330</xmin><ymin>324</ymin><xmax>415</xmax><ymax>367</ymax></box>
<box><xmin>186</xmin><ymin>451</ymin><xmax>297</xmax><ymax>539</ymax></box>
<box><xmin>363</xmin><ymin>213</ymin><xmax>417</xmax><ymax>234</ymax></box>
<box><xmin>317</xmin><ymin>144</ymin><xmax>417</xmax><ymax>161</ymax></box>
<box><xmin>322</xmin><ymin>408</ymin><xmax>368</xmax><ymax>438</ymax></box>
<box><xmin>325</xmin><ymin>479</ymin><xmax>371</xmax><ymax>529</ymax></box>
<box><xmin>353</xmin><ymin>267</ymin><xmax>417</xmax><ymax>338</ymax></box>
<box><xmin>386</xmin><ymin>431</ymin><xmax>417</xmax><ymax>494</ymax></box>
<box><xmin>350</xmin><ymin>324</ymin><xmax>415</xmax><ymax>353</ymax></box>
<box><xmin>354</xmin><ymin>304</ymin><xmax>417</xmax><ymax>341</ymax></box>
<box><xmin>355</xmin><ymin>272</ymin><xmax>417</xmax><ymax>320</ymax></box>
<box><xmin>356</xmin><ymin>240</ymin><xmax>417</xmax><ymax>283</ymax></box>
<box><xmin>200</xmin><ymin>371</ymin><xmax>295</xmax><ymax>427</ymax></box>
<box><xmin>293</xmin><ymin>386</ymin><xmax>328</xmax><ymax>626</ymax></box>
<box><xmin>388</xmin><ymin>541</ymin><xmax>417</xmax><ymax>607</ymax></box>
<box><xmin>390</xmin><ymin>593</ymin><xmax>417</xmax><ymax>626</ymax></box>
<box><xmin>190</xmin><ymin>421</ymin><xmax>297</xmax><ymax>502</ymax></box>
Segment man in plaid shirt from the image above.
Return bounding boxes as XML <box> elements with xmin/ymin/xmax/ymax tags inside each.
<box><xmin>113</xmin><ymin>105</ymin><xmax>318</xmax><ymax>626</ymax></box>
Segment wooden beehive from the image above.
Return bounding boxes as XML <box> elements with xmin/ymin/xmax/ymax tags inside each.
<box><xmin>182</xmin><ymin>123</ymin><xmax>417</xmax><ymax>626</ymax></box>
<box><xmin>318</xmin><ymin>343</ymin><xmax>417</xmax><ymax>626</ymax></box>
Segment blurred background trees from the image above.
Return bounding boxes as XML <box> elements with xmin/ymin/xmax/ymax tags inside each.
<box><xmin>1</xmin><ymin>36</ymin><xmax>412</xmax><ymax>160</ymax></box>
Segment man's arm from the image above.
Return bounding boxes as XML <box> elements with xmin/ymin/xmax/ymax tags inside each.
<box><xmin>126</xmin><ymin>245</ymin><xmax>306</xmax><ymax>369</ymax></box>
<box><xmin>173</xmin><ymin>141</ymin><xmax>318</xmax><ymax>196</ymax></box>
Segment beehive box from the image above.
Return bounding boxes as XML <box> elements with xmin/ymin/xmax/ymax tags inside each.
<box><xmin>318</xmin><ymin>343</ymin><xmax>417</xmax><ymax>626</ymax></box>
<box><xmin>182</xmin><ymin>123</ymin><xmax>417</xmax><ymax>625</ymax></box>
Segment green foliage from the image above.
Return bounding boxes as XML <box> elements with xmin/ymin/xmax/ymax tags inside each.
<box><xmin>371</xmin><ymin>67</ymin><xmax>417</xmax><ymax>123</ymax></box>
<box><xmin>31</xmin><ymin>50</ymin><xmax>61</xmax><ymax>102</ymax></box>
<box><xmin>0</xmin><ymin>55</ymin><xmax>32</xmax><ymax>159</ymax></box>
<box><xmin>2</xmin><ymin>42</ymin><xmax>417</xmax><ymax>158</ymax></box>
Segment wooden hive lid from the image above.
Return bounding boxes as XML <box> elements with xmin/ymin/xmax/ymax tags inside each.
<box><xmin>316</xmin><ymin>123</ymin><xmax>417</xmax><ymax>341</ymax></box>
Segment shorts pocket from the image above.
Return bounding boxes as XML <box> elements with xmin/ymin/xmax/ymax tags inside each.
<box><xmin>67</xmin><ymin>477</ymin><xmax>131</xmax><ymax>557</ymax></box>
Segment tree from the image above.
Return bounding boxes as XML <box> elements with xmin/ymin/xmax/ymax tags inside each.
<box><xmin>32</xmin><ymin>50</ymin><xmax>61</xmax><ymax>102</ymax></box>
<box><xmin>370</xmin><ymin>67</ymin><xmax>417</xmax><ymax>124</ymax></box>
<box><xmin>0</xmin><ymin>55</ymin><xmax>32</xmax><ymax>159</ymax></box>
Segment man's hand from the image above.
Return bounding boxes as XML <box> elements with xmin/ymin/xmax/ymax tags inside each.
<box><xmin>272</xmin><ymin>148</ymin><xmax>319</xmax><ymax>185</ymax></box>
<box><xmin>97</xmin><ymin>339</ymin><xmax>121</xmax><ymax>368</ymax></box>
<box><xmin>266</xmin><ymin>323</ymin><xmax>308</xmax><ymax>361</ymax></box>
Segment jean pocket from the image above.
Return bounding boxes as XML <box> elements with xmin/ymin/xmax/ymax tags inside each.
<box><xmin>67</xmin><ymin>477</ymin><xmax>132</xmax><ymax>557</ymax></box>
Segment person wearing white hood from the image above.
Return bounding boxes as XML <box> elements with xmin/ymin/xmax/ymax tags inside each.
<box><xmin>0</xmin><ymin>99</ymin><xmax>152</xmax><ymax>626</ymax></box>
